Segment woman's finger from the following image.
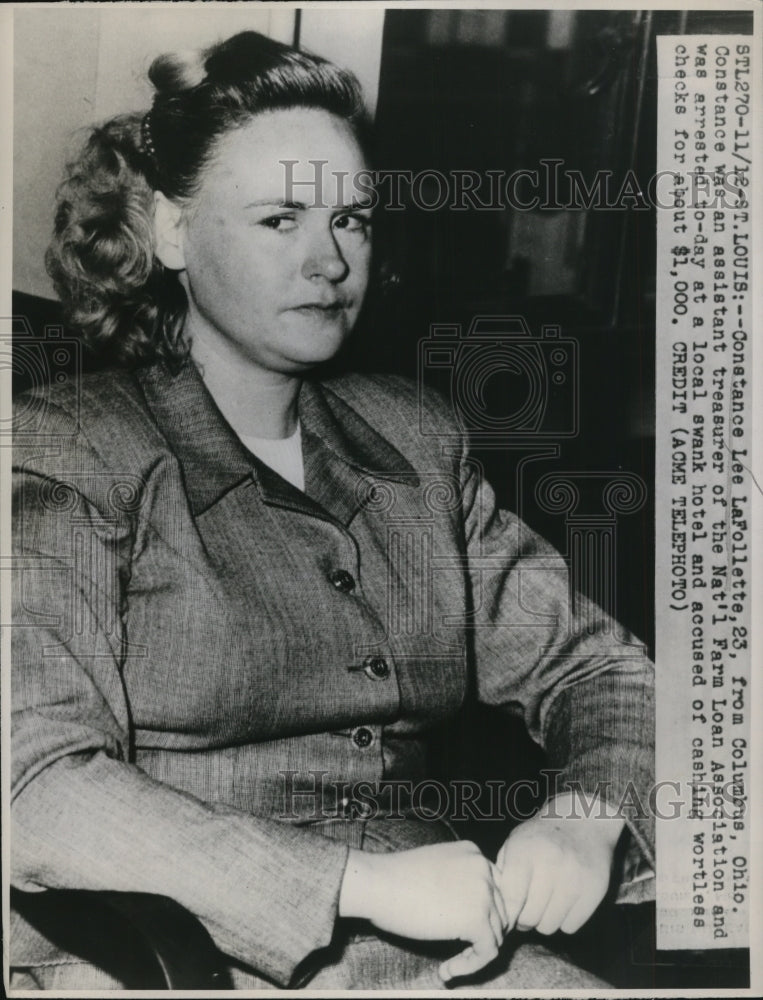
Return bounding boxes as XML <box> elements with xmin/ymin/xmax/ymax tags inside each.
<box><xmin>515</xmin><ymin>868</ymin><xmax>554</xmax><ymax>931</ymax></box>
<box><xmin>534</xmin><ymin>885</ymin><xmax>578</xmax><ymax>936</ymax></box>
<box><xmin>488</xmin><ymin>904</ymin><xmax>504</xmax><ymax>949</ymax></box>
<box><xmin>492</xmin><ymin>880</ymin><xmax>509</xmax><ymax>931</ymax></box>
<box><xmin>496</xmin><ymin>848</ymin><xmax>532</xmax><ymax>930</ymax></box>
<box><xmin>559</xmin><ymin>885</ymin><xmax>603</xmax><ymax>934</ymax></box>
<box><xmin>438</xmin><ymin>933</ymin><xmax>499</xmax><ymax>983</ymax></box>
<box><xmin>439</xmin><ymin>945</ymin><xmax>473</xmax><ymax>983</ymax></box>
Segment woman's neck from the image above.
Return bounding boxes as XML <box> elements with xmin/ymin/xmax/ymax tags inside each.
<box><xmin>189</xmin><ymin>328</ymin><xmax>301</xmax><ymax>441</ymax></box>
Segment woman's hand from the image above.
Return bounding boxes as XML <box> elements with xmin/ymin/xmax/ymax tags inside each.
<box><xmin>495</xmin><ymin>792</ymin><xmax>625</xmax><ymax>937</ymax></box>
<box><xmin>339</xmin><ymin>841</ymin><xmax>507</xmax><ymax>982</ymax></box>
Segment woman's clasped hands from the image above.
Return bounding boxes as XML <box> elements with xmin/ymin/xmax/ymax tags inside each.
<box><xmin>339</xmin><ymin>792</ymin><xmax>625</xmax><ymax>983</ymax></box>
<box><xmin>339</xmin><ymin>840</ymin><xmax>506</xmax><ymax>982</ymax></box>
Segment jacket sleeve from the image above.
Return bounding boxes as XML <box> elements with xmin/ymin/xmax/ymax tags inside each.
<box><xmin>459</xmin><ymin>443</ymin><xmax>655</xmax><ymax>897</ymax></box>
<box><xmin>11</xmin><ymin>403</ymin><xmax>348</xmax><ymax>986</ymax></box>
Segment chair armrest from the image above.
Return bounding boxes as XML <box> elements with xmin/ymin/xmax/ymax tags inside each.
<box><xmin>95</xmin><ymin>891</ymin><xmax>233</xmax><ymax>989</ymax></box>
<box><xmin>12</xmin><ymin>888</ymin><xmax>233</xmax><ymax>989</ymax></box>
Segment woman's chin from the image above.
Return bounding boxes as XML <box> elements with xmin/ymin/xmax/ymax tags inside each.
<box><xmin>262</xmin><ymin>341</ymin><xmax>345</xmax><ymax>375</ymax></box>
<box><xmin>279</xmin><ymin>323</ymin><xmax>351</xmax><ymax>367</ymax></box>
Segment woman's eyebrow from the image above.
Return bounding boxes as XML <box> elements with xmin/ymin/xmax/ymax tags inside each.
<box><xmin>242</xmin><ymin>197</ymin><xmax>374</xmax><ymax>212</ymax></box>
<box><xmin>242</xmin><ymin>199</ymin><xmax>307</xmax><ymax>210</ymax></box>
<box><xmin>345</xmin><ymin>197</ymin><xmax>374</xmax><ymax>210</ymax></box>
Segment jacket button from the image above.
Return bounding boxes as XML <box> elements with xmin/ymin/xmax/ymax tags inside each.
<box><xmin>329</xmin><ymin>569</ymin><xmax>356</xmax><ymax>593</ymax></box>
<box><xmin>339</xmin><ymin>795</ymin><xmax>372</xmax><ymax>819</ymax></box>
<box><xmin>364</xmin><ymin>656</ymin><xmax>390</xmax><ymax>680</ymax></box>
<box><xmin>352</xmin><ymin>726</ymin><xmax>374</xmax><ymax>749</ymax></box>
<box><xmin>354</xmin><ymin>799</ymin><xmax>373</xmax><ymax>820</ymax></box>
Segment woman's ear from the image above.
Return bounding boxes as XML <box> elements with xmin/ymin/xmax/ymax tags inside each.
<box><xmin>153</xmin><ymin>191</ymin><xmax>187</xmax><ymax>270</ymax></box>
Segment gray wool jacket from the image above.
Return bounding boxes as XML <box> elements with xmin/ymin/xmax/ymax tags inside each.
<box><xmin>11</xmin><ymin>359</ymin><xmax>655</xmax><ymax>986</ymax></box>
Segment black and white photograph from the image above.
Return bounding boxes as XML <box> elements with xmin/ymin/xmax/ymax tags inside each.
<box><xmin>1</xmin><ymin>1</ymin><xmax>759</xmax><ymax>995</ymax></box>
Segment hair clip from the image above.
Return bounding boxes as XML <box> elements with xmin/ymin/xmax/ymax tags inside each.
<box><xmin>140</xmin><ymin>111</ymin><xmax>158</xmax><ymax>164</ymax></box>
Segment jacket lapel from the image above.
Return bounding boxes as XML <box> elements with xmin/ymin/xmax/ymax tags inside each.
<box><xmin>299</xmin><ymin>380</ymin><xmax>419</xmax><ymax>526</ymax></box>
<box><xmin>134</xmin><ymin>360</ymin><xmax>418</xmax><ymax>528</ymax></box>
<box><xmin>135</xmin><ymin>360</ymin><xmax>254</xmax><ymax>516</ymax></box>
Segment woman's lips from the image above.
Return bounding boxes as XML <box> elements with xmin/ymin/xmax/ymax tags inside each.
<box><xmin>292</xmin><ymin>301</ymin><xmax>345</xmax><ymax>311</ymax></box>
<box><xmin>289</xmin><ymin>302</ymin><xmax>347</xmax><ymax>318</ymax></box>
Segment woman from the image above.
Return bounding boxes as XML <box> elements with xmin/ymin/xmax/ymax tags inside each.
<box><xmin>11</xmin><ymin>30</ymin><xmax>654</xmax><ymax>990</ymax></box>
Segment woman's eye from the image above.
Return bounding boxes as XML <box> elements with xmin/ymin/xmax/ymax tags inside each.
<box><xmin>333</xmin><ymin>213</ymin><xmax>372</xmax><ymax>234</ymax></box>
<box><xmin>259</xmin><ymin>215</ymin><xmax>297</xmax><ymax>232</ymax></box>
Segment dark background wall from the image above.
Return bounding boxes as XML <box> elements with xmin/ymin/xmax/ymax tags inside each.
<box><xmin>354</xmin><ymin>7</ymin><xmax>662</xmax><ymax>652</ymax></box>
<box><xmin>343</xmin><ymin>5</ymin><xmax>752</xmax><ymax>659</ymax></box>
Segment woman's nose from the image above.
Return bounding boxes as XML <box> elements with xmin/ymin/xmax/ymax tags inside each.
<box><xmin>301</xmin><ymin>231</ymin><xmax>349</xmax><ymax>283</ymax></box>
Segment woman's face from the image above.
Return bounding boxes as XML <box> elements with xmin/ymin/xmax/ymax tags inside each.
<box><xmin>173</xmin><ymin>107</ymin><xmax>372</xmax><ymax>375</ymax></box>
